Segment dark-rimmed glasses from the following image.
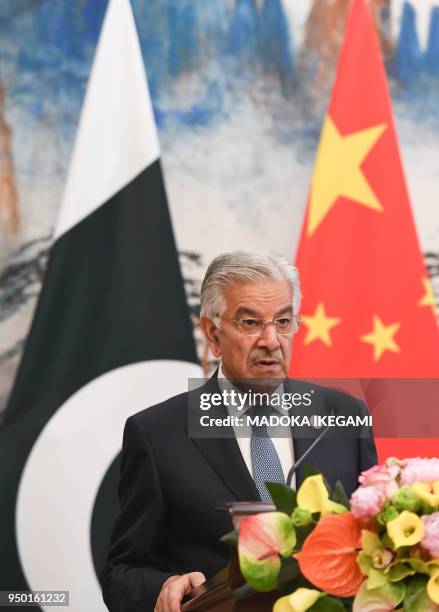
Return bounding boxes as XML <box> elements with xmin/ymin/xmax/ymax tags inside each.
<box><xmin>219</xmin><ymin>315</ymin><xmax>301</xmax><ymax>336</ymax></box>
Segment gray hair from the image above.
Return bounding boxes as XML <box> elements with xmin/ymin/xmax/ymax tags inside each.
<box><xmin>200</xmin><ymin>250</ymin><xmax>301</xmax><ymax>322</ymax></box>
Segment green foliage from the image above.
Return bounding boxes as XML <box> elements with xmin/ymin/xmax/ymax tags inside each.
<box><xmin>388</xmin><ymin>562</ymin><xmax>416</xmax><ymax>582</ymax></box>
<box><xmin>295</xmin><ymin>523</ymin><xmax>317</xmax><ymax>549</ymax></box>
<box><xmin>357</xmin><ymin>550</ymin><xmax>373</xmax><ymax>575</ymax></box>
<box><xmin>309</xmin><ymin>595</ymin><xmax>347</xmax><ymax>611</ymax></box>
<box><xmin>399</xmin><ymin>557</ymin><xmax>431</xmax><ymax>575</ymax></box>
<box><xmin>266</xmin><ymin>481</ymin><xmax>297</xmax><ymax>514</ymax></box>
<box><xmin>403</xmin><ymin>576</ymin><xmax>433</xmax><ymax>612</ymax></box>
<box><xmin>220</xmin><ymin>529</ymin><xmax>238</xmax><ymax>547</ymax></box>
<box><xmin>381</xmin><ymin>582</ymin><xmax>406</xmax><ymax>608</ymax></box>
<box><xmin>276</xmin><ymin>556</ymin><xmax>300</xmax><ymax>588</ymax></box>
<box><xmin>303</xmin><ymin>465</ymin><xmax>322</xmax><ymax>479</ymax></box>
<box><xmin>367</xmin><ymin>568</ymin><xmax>387</xmax><ymax>589</ymax></box>
<box><xmin>381</xmin><ymin>533</ymin><xmax>395</xmax><ymax>549</ymax></box>
<box><xmin>331</xmin><ymin>480</ymin><xmax>351</xmax><ymax>509</ymax></box>
<box><xmin>361</xmin><ymin>530</ymin><xmax>383</xmax><ymax>556</ymax></box>
<box><xmin>232</xmin><ymin>582</ymin><xmax>258</xmax><ymax>601</ymax></box>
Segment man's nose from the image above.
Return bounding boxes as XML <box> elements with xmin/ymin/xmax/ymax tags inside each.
<box><xmin>256</xmin><ymin>323</ymin><xmax>280</xmax><ymax>351</ymax></box>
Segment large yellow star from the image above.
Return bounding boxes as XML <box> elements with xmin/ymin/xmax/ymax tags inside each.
<box><xmin>418</xmin><ymin>277</ymin><xmax>437</xmax><ymax>315</ymax></box>
<box><xmin>360</xmin><ymin>316</ymin><xmax>401</xmax><ymax>362</ymax></box>
<box><xmin>301</xmin><ymin>302</ymin><xmax>341</xmax><ymax>347</ymax></box>
<box><xmin>307</xmin><ymin>116</ymin><xmax>387</xmax><ymax>236</ymax></box>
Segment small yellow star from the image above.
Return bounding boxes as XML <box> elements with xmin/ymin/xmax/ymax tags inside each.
<box><xmin>308</xmin><ymin>116</ymin><xmax>387</xmax><ymax>236</ymax></box>
<box><xmin>301</xmin><ymin>302</ymin><xmax>342</xmax><ymax>347</ymax></box>
<box><xmin>360</xmin><ymin>316</ymin><xmax>401</xmax><ymax>362</ymax></box>
<box><xmin>418</xmin><ymin>277</ymin><xmax>437</xmax><ymax>315</ymax></box>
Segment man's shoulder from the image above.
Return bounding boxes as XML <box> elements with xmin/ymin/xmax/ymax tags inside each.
<box><xmin>130</xmin><ymin>390</ymin><xmax>189</xmax><ymax>429</ymax></box>
<box><xmin>128</xmin><ymin>377</ymin><xmax>219</xmax><ymax>431</ymax></box>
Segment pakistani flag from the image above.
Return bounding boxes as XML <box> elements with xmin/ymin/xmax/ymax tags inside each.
<box><xmin>0</xmin><ymin>0</ymin><xmax>201</xmax><ymax>610</ymax></box>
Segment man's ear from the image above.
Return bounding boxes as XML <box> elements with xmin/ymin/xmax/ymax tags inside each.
<box><xmin>200</xmin><ymin>316</ymin><xmax>221</xmax><ymax>358</ymax></box>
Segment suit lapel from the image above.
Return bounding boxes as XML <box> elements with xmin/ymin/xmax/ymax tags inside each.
<box><xmin>190</xmin><ymin>434</ymin><xmax>260</xmax><ymax>501</ymax></box>
<box><xmin>186</xmin><ymin>375</ymin><xmax>260</xmax><ymax>502</ymax></box>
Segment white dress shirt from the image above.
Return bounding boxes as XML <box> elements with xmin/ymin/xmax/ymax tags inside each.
<box><xmin>217</xmin><ymin>363</ymin><xmax>296</xmax><ymax>489</ymax></box>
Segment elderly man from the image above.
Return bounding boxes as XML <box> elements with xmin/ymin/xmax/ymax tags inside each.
<box><xmin>102</xmin><ymin>251</ymin><xmax>377</xmax><ymax>612</ymax></box>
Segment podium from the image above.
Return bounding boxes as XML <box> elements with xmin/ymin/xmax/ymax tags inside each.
<box><xmin>182</xmin><ymin>502</ymin><xmax>279</xmax><ymax>611</ymax></box>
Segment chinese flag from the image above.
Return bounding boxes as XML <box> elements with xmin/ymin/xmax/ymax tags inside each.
<box><xmin>290</xmin><ymin>0</ymin><xmax>439</xmax><ymax>460</ymax></box>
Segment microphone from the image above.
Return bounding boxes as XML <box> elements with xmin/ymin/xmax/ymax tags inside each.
<box><xmin>286</xmin><ymin>402</ymin><xmax>335</xmax><ymax>488</ymax></box>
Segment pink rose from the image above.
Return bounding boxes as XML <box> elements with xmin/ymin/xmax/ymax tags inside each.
<box><xmin>359</xmin><ymin>464</ymin><xmax>399</xmax><ymax>498</ymax></box>
<box><xmin>401</xmin><ymin>458</ymin><xmax>439</xmax><ymax>486</ymax></box>
<box><xmin>421</xmin><ymin>513</ymin><xmax>439</xmax><ymax>559</ymax></box>
<box><xmin>421</xmin><ymin>512</ymin><xmax>439</xmax><ymax>559</ymax></box>
<box><xmin>350</xmin><ymin>486</ymin><xmax>385</xmax><ymax>519</ymax></box>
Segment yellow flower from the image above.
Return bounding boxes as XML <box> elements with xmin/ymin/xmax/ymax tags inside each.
<box><xmin>273</xmin><ymin>588</ymin><xmax>321</xmax><ymax>612</ymax></box>
<box><xmin>412</xmin><ymin>481</ymin><xmax>439</xmax><ymax>508</ymax></box>
<box><xmin>297</xmin><ymin>475</ymin><xmax>347</xmax><ymax>516</ymax></box>
<box><xmin>386</xmin><ymin>511</ymin><xmax>424</xmax><ymax>549</ymax></box>
<box><xmin>427</xmin><ymin>569</ymin><xmax>439</xmax><ymax>605</ymax></box>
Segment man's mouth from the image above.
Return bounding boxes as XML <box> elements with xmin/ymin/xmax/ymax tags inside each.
<box><xmin>253</xmin><ymin>359</ymin><xmax>281</xmax><ymax>367</ymax></box>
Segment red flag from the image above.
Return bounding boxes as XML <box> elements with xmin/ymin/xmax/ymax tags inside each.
<box><xmin>290</xmin><ymin>0</ymin><xmax>439</xmax><ymax>459</ymax></box>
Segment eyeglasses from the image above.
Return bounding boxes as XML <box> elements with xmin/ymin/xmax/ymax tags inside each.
<box><xmin>219</xmin><ymin>315</ymin><xmax>301</xmax><ymax>336</ymax></box>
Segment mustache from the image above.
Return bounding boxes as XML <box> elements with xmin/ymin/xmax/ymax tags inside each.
<box><xmin>249</xmin><ymin>350</ymin><xmax>283</xmax><ymax>363</ymax></box>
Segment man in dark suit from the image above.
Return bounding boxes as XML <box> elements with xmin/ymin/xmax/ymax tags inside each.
<box><xmin>101</xmin><ymin>250</ymin><xmax>377</xmax><ymax>612</ymax></box>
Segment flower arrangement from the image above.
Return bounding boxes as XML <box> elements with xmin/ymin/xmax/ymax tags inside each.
<box><xmin>228</xmin><ymin>458</ymin><xmax>439</xmax><ymax>611</ymax></box>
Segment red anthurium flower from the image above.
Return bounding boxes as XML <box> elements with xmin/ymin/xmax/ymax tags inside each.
<box><xmin>296</xmin><ymin>512</ymin><xmax>364</xmax><ymax>597</ymax></box>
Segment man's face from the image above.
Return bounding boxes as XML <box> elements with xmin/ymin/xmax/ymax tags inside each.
<box><xmin>201</xmin><ymin>278</ymin><xmax>295</xmax><ymax>381</ymax></box>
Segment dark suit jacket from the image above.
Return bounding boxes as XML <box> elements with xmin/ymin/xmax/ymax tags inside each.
<box><xmin>101</xmin><ymin>376</ymin><xmax>377</xmax><ymax>612</ymax></box>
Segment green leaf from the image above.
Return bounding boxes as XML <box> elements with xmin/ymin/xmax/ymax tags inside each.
<box><xmin>353</xmin><ymin>581</ymin><xmax>405</xmax><ymax>611</ymax></box>
<box><xmin>387</xmin><ymin>562</ymin><xmax>416</xmax><ymax>582</ymax></box>
<box><xmin>220</xmin><ymin>529</ymin><xmax>238</xmax><ymax>547</ymax></box>
<box><xmin>398</xmin><ymin>557</ymin><xmax>431</xmax><ymax>575</ymax></box>
<box><xmin>421</xmin><ymin>501</ymin><xmax>436</xmax><ymax>516</ymax></box>
<box><xmin>295</xmin><ymin>524</ymin><xmax>317</xmax><ymax>549</ymax></box>
<box><xmin>266</xmin><ymin>481</ymin><xmax>297</xmax><ymax>514</ymax></box>
<box><xmin>377</xmin><ymin>582</ymin><xmax>406</xmax><ymax>608</ymax></box>
<box><xmin>366</xmin><ymin>568</ymin><xmax>387</xmax><ymax>589</ymax></box>
<box><xmin>409</xmin><ymin>559</ymin><xmax>432</xmax><ymax>575</ymax></box>
<box><xmin>381</xmin><ymin>533</ymin><xmax>395</xmax><ymax>550</ymax></box>
<box><xmin>404</xmin><ymin>576</ymin><xmax>436</xmax><ymax>612</ymax></box>
<box><xmin>277</xmin><ymin>556</ymin><xmax>300</xmax><ymax>587</ymax></box>
<box><xmin>232</xmin><ymin>582</ymin><xmax>258</xmax><ymax>601</ymax></box>
<box><xmin>309</xmin><ymin>596</ymin><xmax>346</xmax><ymax>611</ymax></box>
<box><xmin>303</xmin><ymin>465</ymin><xmax>321</xmax><ymax>479</ymax></box>
<box><xmin>357</xmin><ymin>551</ymin><xmax>373</xmax><ymax>576</ymax></box>
<box><xmin>361</xmin><ymin>531</ymin><xmax>383</xmax><ymax>556</ymax></box>
<box><xmin>331</xmin><ymin>480</ymin><xmax>351</xmax><ymax>509</ymax></box>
